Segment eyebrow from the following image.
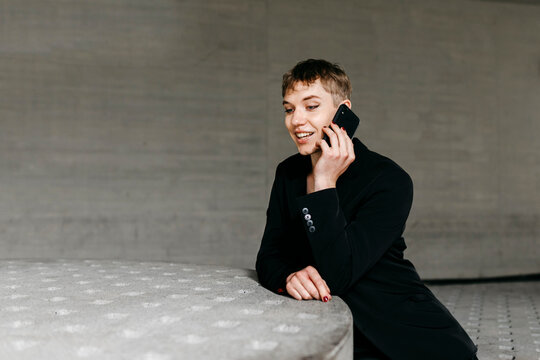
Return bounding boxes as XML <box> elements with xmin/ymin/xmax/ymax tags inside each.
<box><xmin>282</xmin><ymin>95</ymin><xmax>321</xmax><ymax>105</ymax></box>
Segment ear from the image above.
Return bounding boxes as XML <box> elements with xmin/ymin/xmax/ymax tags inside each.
<box><xmin>340</xmin><ymin>99</ymin><xmax>352</xmax><ymax>109</ymax></box>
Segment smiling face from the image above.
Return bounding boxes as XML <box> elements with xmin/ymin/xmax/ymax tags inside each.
<box><xmin>283</xmin><ymin>79</ymin><xmax>348</xmax><ymax>155</ymax></box>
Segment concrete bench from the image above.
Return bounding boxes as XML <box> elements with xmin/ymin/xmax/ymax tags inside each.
<box><xmin>0</xmin><ymin>260</ymin><xmax>353</xmax><ymax>359</ymax></box>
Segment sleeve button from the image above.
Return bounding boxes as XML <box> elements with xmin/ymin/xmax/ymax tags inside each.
<box><xmin>304</xmin><ymin>214</ymin><xmax>311</xmax><ymax>221</ymax></box>
<box><xmin>302</xmin><ymin>208</ymin><xmax>309</xmax><ymax>215</ymax></box>
<box><xmin>306</xmin><ymin>220</ymin><xmax>313</xmax><ymax>226</ymax></box>
<box><xmin>308</xmin><ymin>226</ymin><xmax>316</xmax><ymax>233</ymax></box>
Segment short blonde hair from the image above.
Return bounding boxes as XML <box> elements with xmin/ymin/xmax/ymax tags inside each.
<box><xmin>282</xmin><ymin>59</ymin><xmax>352</xmax><ymax>106</ymax></box>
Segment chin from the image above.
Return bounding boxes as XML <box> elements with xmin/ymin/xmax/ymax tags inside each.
<box><xmin>296</xmin><ymin>143</ymin><xmax>318</xmax><ymax>156</ymax></box>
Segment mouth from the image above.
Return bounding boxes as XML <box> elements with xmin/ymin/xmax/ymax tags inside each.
<box><xmin>295</xmin><ymin>132</ymin><xmax>315</xmax><ymax>143</ymax></box>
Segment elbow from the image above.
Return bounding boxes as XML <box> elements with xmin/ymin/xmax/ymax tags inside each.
<box><xmin>254</xmin><ymin>254</ymin><xmax>279</xmax><ymax>291</ymax></box>
<box><xmin>254</xmin><ymin>256</ymin><xmax>267</xmax><ymax>287</ymax></box>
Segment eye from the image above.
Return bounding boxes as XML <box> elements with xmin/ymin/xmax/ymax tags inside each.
<box><xmin>306</xmin><ymin>105</ymin><xmax>319</xmax><ymax>111</ymax></box>
<box><xmin>284</xmin><ymin>108</ymin><xmax>294</xmax><ymax>114</ymax></box>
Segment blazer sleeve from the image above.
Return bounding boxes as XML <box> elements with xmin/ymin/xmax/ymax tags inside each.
<box><xmin>295</xmin><ymin>166</ymin><xmax>413</xmax><ymax>295</ymax></box>
<box><xmin>255</xmin><ymin>164</ymin><xmax>298</xmax><ymax>295</ymax></box>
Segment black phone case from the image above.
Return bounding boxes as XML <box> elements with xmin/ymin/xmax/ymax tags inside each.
<box><xmin>323</xmin><ymin>104</ymin><xmax>360</xmax><ymax>145</ymax></box>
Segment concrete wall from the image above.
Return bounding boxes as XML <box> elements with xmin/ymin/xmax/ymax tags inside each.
<box><xmin>1</xmin><ymin>0</ymin><xmax>539</xmax><ymax>279</ymax></box>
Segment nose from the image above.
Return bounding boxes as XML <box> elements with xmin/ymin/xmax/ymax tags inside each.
<box><xmin>290</xmin><ymin>109</ymin><xmax>307</xmax><ymax>126</ymax></box>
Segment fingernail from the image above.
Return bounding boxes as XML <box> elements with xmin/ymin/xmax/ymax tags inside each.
<box><xmin>341</xmin><ymin>127</ymin><xmax>345</xmax><ymax>130</ymax></box>
<box><xmin>323</xmin><ymin>296</ymin><xmax>328</xmax><ymax>302</ymax></box>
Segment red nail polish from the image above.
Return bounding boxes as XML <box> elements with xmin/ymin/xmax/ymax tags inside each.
<box><xmin>341</xmin><ymin>127</ymin><xmax>345</xmax><ymax>130</ymax></box>
<box><xmin>323</xmin><ymin>296</ymin><xmax>328</xmax><ymax>302</ymax></box>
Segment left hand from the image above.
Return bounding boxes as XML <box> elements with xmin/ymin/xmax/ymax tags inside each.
<box><xmin>285</xmin><ymin>265</ymin><xmax>332</xmax><ymax>302</ymax></box>
<box><xmin>313</xmin><ymin>122</ymin><xmax>355</xmax><ymax>191</ymax></box>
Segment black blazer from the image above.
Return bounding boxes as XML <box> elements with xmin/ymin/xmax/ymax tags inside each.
<box><xmin>256</xmin><ymin>138</ymin><xmax>478</xmax><ymax>360</ymax></box>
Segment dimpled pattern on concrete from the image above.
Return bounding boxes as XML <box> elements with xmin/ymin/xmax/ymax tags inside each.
<box><xmin>0</xmin><ymin>260</ymin><xmax>353</xmax><ymax>360</ymax></box>
<box><xmin>429</xmin><ymin>281</ymin><xmax>540</xmax><ymax>360</ymax></box>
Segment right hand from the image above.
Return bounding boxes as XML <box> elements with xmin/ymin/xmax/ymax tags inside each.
<box><xmin>285</xmin><ymin>265</ymin><xmax>332</xmax><ymax>302</ymax></box>
<box><xmin>313</xmin><ymin>123</ymin><xmax>355</xmax><ymax>192</ymax></box>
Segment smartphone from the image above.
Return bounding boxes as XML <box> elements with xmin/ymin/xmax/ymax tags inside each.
<box><xmin>323</xmin><ymin>104</ymin><xmax>360</xmax><ymax>146</ymax></box>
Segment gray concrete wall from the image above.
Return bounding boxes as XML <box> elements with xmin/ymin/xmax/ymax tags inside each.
<box><xmin>1</xmin><ymin>0</ymin><xmax>539</xmax><ymax>279</ymax></box>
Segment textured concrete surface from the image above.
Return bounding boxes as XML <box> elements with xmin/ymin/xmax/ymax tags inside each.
<box><xmin>0</xmin><ymin>0</ymin><xmax>539</xmax><ymax>278</ymax></box>
<box><xmin>430</xmin><ymin>281</ymin><xmax>540</xmax><ymax>360</ymax></box>
<box><xmin>0</xmin><ymin>260</ymin><xmax>353</xmax><ymax>360</ymax></box>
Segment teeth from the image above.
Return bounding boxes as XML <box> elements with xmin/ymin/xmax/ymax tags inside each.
<box><xmin>296</xmin><ymin>132</ymin><xmax>313</xmax><ymax>139</ymax></box>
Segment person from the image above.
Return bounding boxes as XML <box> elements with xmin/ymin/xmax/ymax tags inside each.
<box><xmin>255</xmin><ymin>59</ymin><xmax>479</xmax><ymax>360</ymax></box>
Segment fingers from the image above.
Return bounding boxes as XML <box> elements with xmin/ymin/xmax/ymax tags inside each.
<box><xmin>285</xmin><ymin>272</ymin><xmax>302</xmax><ymax>300</ymax></box>
<box><xmin>287</xmin><ymin>285</ymin><xmax>303</xmax><ymax>301</ymax></box>
<box><xmin>331</xmin><ymin>123</ymin><xmax>348</xmax><ymax>157</ymax></box>
<box><xmin>318</xmin><ymin>130</ymin><xmax>331</xmax><ymax>153</ymax></box>
<box><xmin>301</xmin><ymin>273</ymin><xmax>322</xmax><ymax>300</ymax></box>
<box><xmin>286</xmin><ymin>272</ymin><xmax>295</xmax><ymax>283</ymax></box>
<box><xmin>329</xmin><ymin>123</ymin><xmax>355</xmax><ymax>164</ymax></box>
<box><xmin>322</xmin><ymin>125</ymin><xmax>339</xmax><ymax>150</ymax></box>
<box><xmin>291</xmin><ymin>271</ymin><xmax>320</xmax><ymax>300</ymax></box>
<box><xmin>286</xmin><ymin>276</ymin><xmax>313</xmax><ymax>300</ymax></box>
<box><xmin>306</xmin><ymin>267</ymin><xmax>332</xmax><ymax>302</ymax></box>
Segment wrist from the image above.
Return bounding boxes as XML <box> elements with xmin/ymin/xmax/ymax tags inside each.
<box><xmin>314</xmin><ymin>177</ymin><xmax>336</xmax><ymax>192</ymax></box>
